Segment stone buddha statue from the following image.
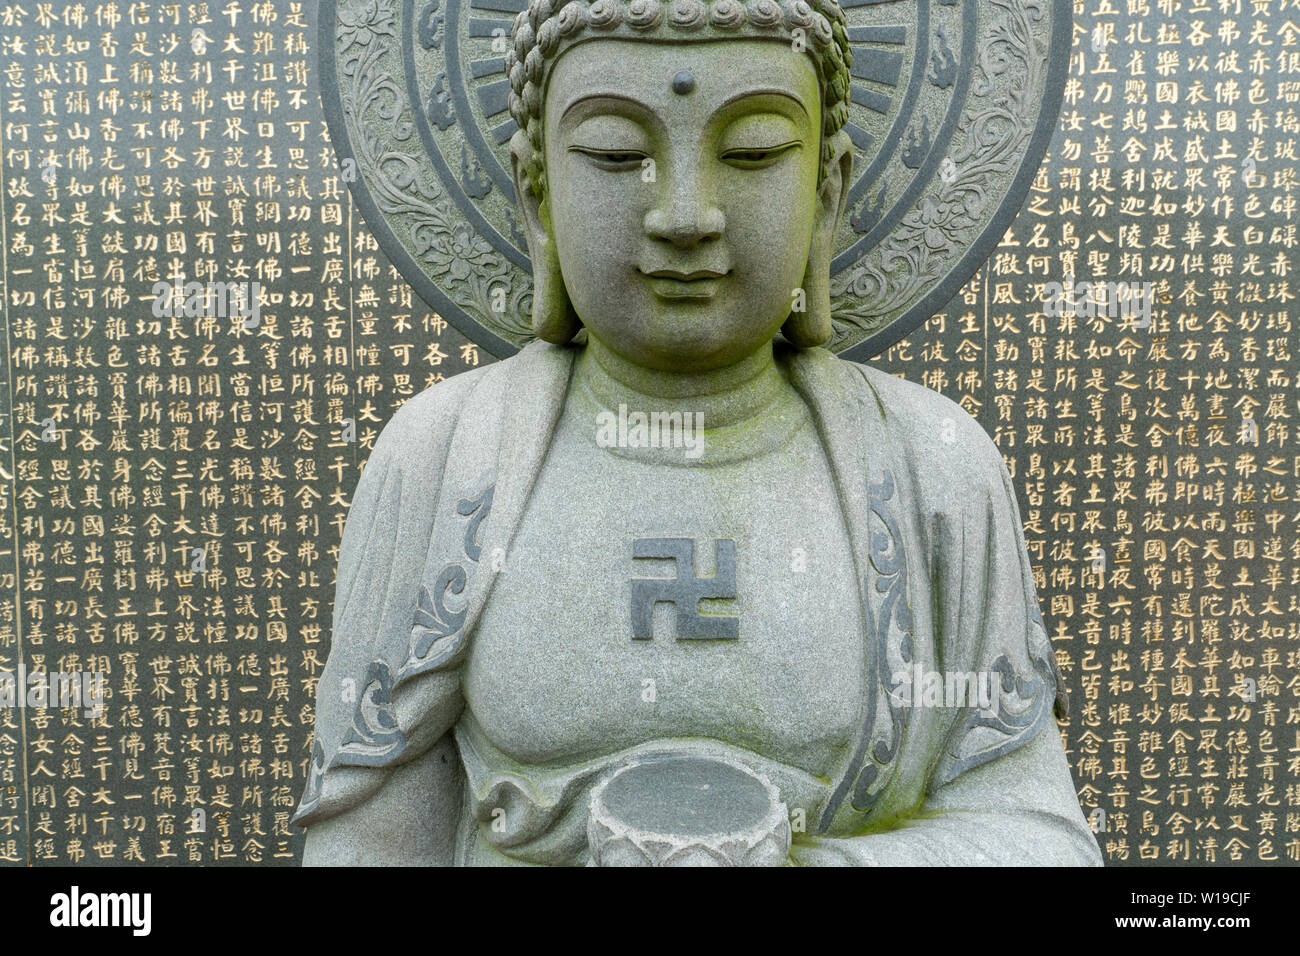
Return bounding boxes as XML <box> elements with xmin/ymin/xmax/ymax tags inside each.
<box><xmin>294</xmin><ymin>0</ymin><xmax>1102</xmax><ymax>866</ymax></box>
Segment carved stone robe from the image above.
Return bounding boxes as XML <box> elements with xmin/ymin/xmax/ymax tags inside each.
<box><xmin>292</xmin><ymin>340</ymin><xmax>1102</xmax><ymax>866</ymax></box>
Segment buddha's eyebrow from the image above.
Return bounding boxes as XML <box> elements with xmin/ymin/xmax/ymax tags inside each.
<box><xmin>559</xmin><ymin>93</ymin><xmax>647</xmax><ymax>122</ymax></box>
<box><xmin>715</xmin><ymin>88</ymin><xmax>809</xmax><ymax>119</ymax></box>
<box><xmin>558</xmin><ymin>88</ymin><xmax>809</xmax><ymax>123</ymax></box>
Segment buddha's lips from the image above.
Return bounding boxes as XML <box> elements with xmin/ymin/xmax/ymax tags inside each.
<box><xmin>641</xmin><ymin>269</ymin><xmax>727</xmax><ymax>299</ymax></box>
<box><xmin>640</xmin><ymin>269</ymin><xmax>728</xmax><ymax>281</ymax></box>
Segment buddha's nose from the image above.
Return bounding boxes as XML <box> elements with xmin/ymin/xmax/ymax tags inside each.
<box><xmin>643</xmin><ymin>169</ymin><xmax>724</xmax><ymax>247</ymax></box>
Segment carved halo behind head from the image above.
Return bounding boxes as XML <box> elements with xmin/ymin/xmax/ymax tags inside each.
<box><xmin>319</xmin><ymin>0</ymin><xmax>1068</xmax><ymax>360</ymax></box>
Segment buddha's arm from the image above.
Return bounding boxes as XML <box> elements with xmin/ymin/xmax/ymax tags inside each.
<box><xmin>292</xmin><ymin>375</ymin><xmax>484</xmax><ymax>865</ymax></box>
<box><xmin>789</xmin><ymin>723</ymin><xmax>1102</xmax><ymax>865</ymax></box>
<box><xmin>794</xmin><ymin>384</ymin><xmax>1101</xmax><ymax>865</ymax></box>
<box><xmin>302</xmin><ymin>725</ymin><xmax>463</xmax><ymax>867</ymax></box>
<box><xmin>299</xmin><ymin>667</ymin><xmax>465</xmax><ymax>866</ymax></box>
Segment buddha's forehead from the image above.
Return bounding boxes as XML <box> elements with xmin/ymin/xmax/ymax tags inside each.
<box><xmin>543</xmin><ymin>37</ymin><xmax>819</xmax><ymax>123</ymax></box>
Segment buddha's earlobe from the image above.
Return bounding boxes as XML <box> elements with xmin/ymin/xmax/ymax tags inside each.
<box><xmin>509</xmin><ymin>132</ymin><xmax>582</xmax><ymax>344</ymax></box>
<box><xmin>785</xmin><ymin>247</ymin><xmax>834</xmax><ymax>348</ymax></box>
<box><xmin>783</xmin><ymin>131</ymin><xmax>853</xmax><ymax>349</ymax></box>
<box><xmin>529</xmin><ymin>223</ymin><xmax>582</xmax><ymax>344</ymax></box>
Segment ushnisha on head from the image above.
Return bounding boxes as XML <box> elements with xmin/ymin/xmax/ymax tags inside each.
<box><xmin>505</xmin><ymin>0</ymin><xmax>856</xmax><ymax>369</ymax></box>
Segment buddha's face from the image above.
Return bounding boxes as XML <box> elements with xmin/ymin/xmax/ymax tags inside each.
<box><xmin>525</xmin><ymin>38</ymin><xmax>832</xmax><ymax>373</ymax></box>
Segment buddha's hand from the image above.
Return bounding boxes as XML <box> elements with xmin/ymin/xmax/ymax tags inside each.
<box><xmin>586</xmin><ymin>754</ymin><xmax>791</xmax><ymax>866</ymax></box>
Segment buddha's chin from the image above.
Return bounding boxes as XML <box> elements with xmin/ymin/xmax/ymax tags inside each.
<box><xmin>598</xmin><ymin>314</ymin><xmax>780</xmax><ymax>373</ymax></box>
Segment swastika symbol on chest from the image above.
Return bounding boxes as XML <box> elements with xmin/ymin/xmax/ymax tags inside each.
<box><xmin>630</xmin><ymin>538</ymin><xmax>739</xmax><ymax>641</ymax></box>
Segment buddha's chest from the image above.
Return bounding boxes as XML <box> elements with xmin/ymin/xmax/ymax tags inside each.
<box><xmin>462</xmin><ymin>421</ymin><xmax>866</xmax><ymax>777</ymax></box>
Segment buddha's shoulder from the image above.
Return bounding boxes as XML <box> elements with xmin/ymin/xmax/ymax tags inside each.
<box><xmin>368</xmin><ymin>344</ymin><xmax>572</xmax><ymax>465</ymax></box>
<box><xmin>367</xmin><ymin>360</ymin><xmax>501</xmax><ymax>462</ymax></box>
<box><xmin>830</xmin><ymin>355</ymin><xmax>1008</xmax><ymax>495</ymax></box>
<box><xmin>821</xmin><ymin>355</ymin><xmax>996</xmax><ymax>452</ymax></box>
<box><xmin>382</xmin><ymin>342</ymin><xmax>571</xmax><ymax>437</ymax></box>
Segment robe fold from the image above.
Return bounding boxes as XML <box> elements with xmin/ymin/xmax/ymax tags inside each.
<box><xmin>292</xmin><ymin>340</ymin><xmax>1100</xmax><ymax>865</ymax></box>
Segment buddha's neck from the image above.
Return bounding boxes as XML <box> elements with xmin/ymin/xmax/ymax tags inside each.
<box><xmin>575</xmin><ymin>335</ymin><xmax>790</xmax><ymax>430</ymax></box>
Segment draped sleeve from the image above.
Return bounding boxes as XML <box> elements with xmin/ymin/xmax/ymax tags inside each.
<box><xmin>292</xmin><ymin>371</ymin><xmax>486</xmax><ymax>828</ymax></box>
<box><xmin>791</xmin><ymin>433</ymin><xmax>1099</xmax><ymax>866</ymax></box>
<box><xmin>789</xmin><ymin>356</ymin><xmax>1098</xmax><ymax>864</ymax></box>
<box><xmin>293</xmin><ymin>342</ymin><xmax>575</xmax><ymax>843</ymax></box>
<box><xmin>839</xmin><ymin>360</ymin><xmax>1067</xmax><ymax>789</ymax></box>
<box><xmin>925</xmin><ymin>416</ymin><xmax>1067</xmax><ymax>788</ymax></box>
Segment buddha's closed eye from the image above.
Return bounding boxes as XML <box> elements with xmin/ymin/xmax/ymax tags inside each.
<box><xmin>567</xmin><ymin>113</ymin><xmax>649</xmax><ymax>169</ymax></box>
<box><xmin>718</xmin><ymin>112</ymin><xmax>804</xmax><ymax>168</ymax></box>
<box><xmin>568</xmin><ymin>145</ymin><xmax>649</xmax><ymax>169</ymax></box>
<box><xmin>718</xmin><ymin>142</ymin><xmax>801</xmax><ymax>168</ymax></box>
<box><xmin>566</xmin><ymin>109</ymin><xmax>804</xmax><ymax>172</ymax></box>
<box><xmin>569</xmin><ymin>144</ymin><xmax>799</xmax><ymax>169</ymax></box>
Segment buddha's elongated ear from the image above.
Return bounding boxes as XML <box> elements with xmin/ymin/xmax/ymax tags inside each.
<box><xmin>784</xmin><ymin>130</ymin><xmax>853</xmax><ymax>349</ymax></box>
<box><xmin>509</xmin><ymin>130</ymin><xmax>582</xmax><ymax>345</ymax></box>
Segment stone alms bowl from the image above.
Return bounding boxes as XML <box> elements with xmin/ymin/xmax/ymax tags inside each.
<box><xmin>587</xmin><ymin>753</ymin><xmax>790</xmax><ymax>866</ymax></box>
